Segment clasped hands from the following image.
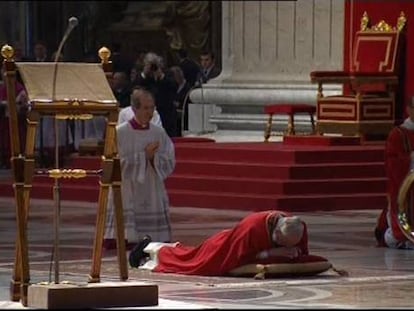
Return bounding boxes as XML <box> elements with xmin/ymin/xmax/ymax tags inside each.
<box><xmin>256</xmin><ymin>246</ymin><xmax>301</xmax><ymax>260</ymax></box>
<box><xmin>145</xmin><ymin>141</ymin><xmax>160</xmax><ymax>160</ymax></box>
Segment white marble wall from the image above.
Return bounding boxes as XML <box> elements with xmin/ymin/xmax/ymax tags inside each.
<box><xmin>189</xmin><ymin>0</ymin><xmax>345</xmax><ymax>134</ymax></box>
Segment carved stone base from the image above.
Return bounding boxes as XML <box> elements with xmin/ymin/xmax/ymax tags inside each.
<box><xmin>27</xmin><ymin>281</ymin><xmax>159</xmax><ymax>309</ymax></box>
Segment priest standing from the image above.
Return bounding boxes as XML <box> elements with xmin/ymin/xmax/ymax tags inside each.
<box><xmin>104</xmin><ymin>87</ymin><xmax>176</xmax><ymax>249</ymax></box>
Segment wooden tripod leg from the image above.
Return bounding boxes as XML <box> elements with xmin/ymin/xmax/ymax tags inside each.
<box><xmin>10</xmin><ymin>182</ymin><xmax>32</xmax><ymax>304</ymax></box>
<box><xmin>10</xmin><ymin>114</ymin><xmax>38</xmax><ymax>305</ymax></box>
<box><xmin>89</xmin><ymin>180</ymin><xmax>110</xmax><ymax>283</ymax></box>
<box><xmin>112</xmin><ymin>167</ymin><xmax>128</xmax><ymax>281</ymax></box>
<box><xmin>12</xmin><ymin>182</ymin><xmax>30</xmax><ymax>306</ymax></box>
<box><xmin>89</xmin><ymin>112</ymin><xmax>127</xmax><ymax>282</ymax></box>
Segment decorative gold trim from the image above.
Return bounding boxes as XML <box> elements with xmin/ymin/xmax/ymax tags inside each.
<box><xmin>371</xmin><ymin>20</ymin><xmax>393</xmax><ymax>32</ymax></box>
<box><xmin>360</xmin><ymin>11</ymin><xmax>370</xmax><ymax>31</ymax></box>
<box><xmin>47</xmin><ymin>169</ymin><xmax>87</xmax><ymax>179</ymax></box>
<box><xmin>362</xmin><ymin>105</ymin><xmax>391</xmax><ymax>118</ymax></box>
<box><xmin>397</xmin><ymin>171</ymin><xmax>414</xmax><ymax>242</ymax></box>
<box><xmin>1</xmin><ymin>44</ymin><xmax>14</xmax><ymax>60</ymax></box>
<box><xmin>319</xmin><ymin>104</ymin><xmax>355</xmax><ymax>118</ymax></box>
<box><xmin>98</xmin><ymin>47</ymin><xmax>111</xmax><ymax>64</ymax></box>
<box><xmin>55</xmin><ymin>114</ymin><xmax>94</xmax><ymax>120</ymax></box>
<box><xmin>360</xmin><ymin>11</ymin><xmax>406</xmax><ymax>33</ymax></box>
<box><xmin>396</xmin><ymin>11</ymin><xmax>407</xmax><ymax>32</ymax></box>
<box><xmin>317</xmin><ymin>119</ymin><xmax>394</xmax><ymax>124</ymax></box>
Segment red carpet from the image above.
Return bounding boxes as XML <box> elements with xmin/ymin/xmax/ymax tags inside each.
<box><xmin>0</xmin><ymin>138</ymin><xmax>387</xmax><ymax>213</ymax></box>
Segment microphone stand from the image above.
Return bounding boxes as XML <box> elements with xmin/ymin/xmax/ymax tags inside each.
<box><xmin>50</xmin><ymin>17</ymin><xmax>77</xmax><ymax>285</ymax></box>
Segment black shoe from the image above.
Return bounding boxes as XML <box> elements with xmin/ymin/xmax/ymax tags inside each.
<box><xmin>128</xmin><ymin>235</ymin><xmax>152</xmax><ymax>268</ymax></box>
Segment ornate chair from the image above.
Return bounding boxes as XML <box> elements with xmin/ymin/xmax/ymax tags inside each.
<box><xmin>310</xmin><ymin>11</ymin><xmax>407</xmax><ymax>138</ymax></box>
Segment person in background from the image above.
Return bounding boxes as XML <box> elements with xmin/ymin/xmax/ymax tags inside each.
<box><xmin>129</xmin><ymin>210</ymin><xmax>308</xmax><ymax>276</ymax></box>
<box><xmin>132</xmin><ymin>52</ymin><xmax>178</xmax><ymax>137</ymax></box>
<box><xmin>112</xmin><ymin>71</ymin><xmax>132</xmax><ymax>108</ymax></box>
<box><xmin>169</xmin><ymin>66</ymin><xmax>191</xmax><ymax>136</ymax></box>
<box><xmin>195</xmin><ymin>50</ymin><xmax>220</xmax><ymax>85</ymax></box>
<box><xmin>176</xmin><ymin>48</ymin><xmax>200</xmax><ymax>88</ymax></box>
<box><xmin>103</xmin><ymin>88</ymin><xmax>175</xmax><ymax>250</ymax></box>
<box><xmin>375</xmin><ymin>99</ymin><xmax>414</xmax><ymax>249</ymax></box>
<box><xmin>31</xmin><ymin>40</ymin><xmax>49</xmax><ymax>62</ymax></box>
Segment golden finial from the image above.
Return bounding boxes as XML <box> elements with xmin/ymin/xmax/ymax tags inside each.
<box><xmin>396</xmin><ymin>11</ymin><xmax>407</xmax><ymax>32</ymax></box>
<box><xmin>372</xmin><ymin>20</ymin><xmax>393</xmax><ymax>32</ymax></box>
<box><xmin>1</xmin><ymin>44</ymin><xmax>14</xmax><ymax>60</ymax></box>
<box><xmin>98</xmin><ymin>46</ymin><xmax>111</xmax><ymax>64</ymax></box>
<box><xmin>360</xmin><ymin>11</ymin><xmax>370</xmax><ymax>31</ymax></box>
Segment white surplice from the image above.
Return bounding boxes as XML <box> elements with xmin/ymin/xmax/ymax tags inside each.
<box><xmin>73</xmin><ymin>107</ymin><xmax>162</xmax><ymax>150</ymax></box>
<box><xmin>104</xmin><ymin>119</ymin><xmax>175</xmax><ymax>243</ymax></box>
<box><xmin>118</xmin><ymin>106</ymin><xmax>163</xmax><ymax>127</ymax></box>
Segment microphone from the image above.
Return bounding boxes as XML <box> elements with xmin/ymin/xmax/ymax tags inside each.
<box><xmin>54</xmin><ymin>17</ymin><xmax>78</xmax><ymax>63</ymax></box>
<box><xmin>52</xmin><ymin>17</ymin><xmax>79</xmax><ymax>100</ymax></box>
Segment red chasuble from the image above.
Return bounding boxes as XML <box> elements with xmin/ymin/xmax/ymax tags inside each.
<box><xmin>153</xmin><ymin>210</ymin><xmax>308</xmax><ymax>276</ymax></box>
<box><xmin>384</xmin><ymin>126</ymin><xmax>414</xmax><ymax>241</ymax></box>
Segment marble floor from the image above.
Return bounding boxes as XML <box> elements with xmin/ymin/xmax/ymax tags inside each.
<box><xmin>1</xmin><ymin>195</ymin><xmax>414</xmax><ymax>309</ymax></box>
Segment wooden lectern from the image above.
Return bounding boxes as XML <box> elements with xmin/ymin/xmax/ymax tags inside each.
<box><xmin>1</xmin><ymin>45</ymin><xmax>158</xmax><ymax>308</ymax></box>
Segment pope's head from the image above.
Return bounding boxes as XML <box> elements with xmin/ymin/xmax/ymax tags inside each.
<box><xmin>272</xmin><ymin>216</ymin><xmax>304</xmax><ymax>247</ymax></box>
<box><xmin>130</xmin><ymin>87</ymin><xmax>155</xmax><ymax>125</ymax></box>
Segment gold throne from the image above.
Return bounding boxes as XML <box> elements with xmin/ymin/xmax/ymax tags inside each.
<box><xmin>310</xmin><ymin>12</ymin><xmax>407</xmax><ymax>139</ymax></box>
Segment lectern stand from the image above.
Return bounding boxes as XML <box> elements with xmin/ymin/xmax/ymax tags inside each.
<box><xmin>1</xmin><ymin>45</ymin><xmax>158</xmax><ymax>308</ymax></box>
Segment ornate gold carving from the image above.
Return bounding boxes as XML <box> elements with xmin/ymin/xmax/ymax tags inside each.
<box><xmin>361</xmin><ymin>11</ymin><xmax>406</xmax><ymax>33</ymax></box>
<box><xmin>396</xmin><ymin>11</ymin><xmax>407</xmax><ymax>32</ymax></box>
<box><xmin>360</xmin><ymin>11</ymin><xmax>370</xmax><ymax>31</ymax></box>
<box><xmin>55</xmin><ymin>114</ymin><xmax>94</xmax><ymax>120</ymax></box>
<box><xmin>47</xmin><ymin>169</ymin><xmax>87</xmax><ymax>179</ymax></box>
<box><xmin>1</xmin><ymin>44</ymin><xmax>14</xmax><ymax>60</ymax></box>
<box><xmin>98</xmin><ymin>47</ymin><xmax>111</xmax><ymax>64</ymax></box>
<box><xmin>372</xmin><ymin>20</ymin><xmax>393</xmax><ymax>32</ymax></box>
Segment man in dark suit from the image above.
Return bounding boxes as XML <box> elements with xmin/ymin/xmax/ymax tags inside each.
<box><xmin>196</xmin><ymin>50</ymin><xmax>220</xmax><ymax>84</ymax></box>
<box><xmin>170</xmin><ymin>66</ymin><xmax>191</xmax><ymax>136</ymax></box>
<box><xmin>112</xmin><ymin>71</ymin><xmax>132</xmax><ymax>108</ymax></box>
<box><xmin>32</xmin><ymin>40</ymin><xmax>50</xmax><ymax>62</ymax></box>
<box><xmin>176</xmin><ymin>49</ymin><xmax>200</xmax><ymax>88</ymax></box>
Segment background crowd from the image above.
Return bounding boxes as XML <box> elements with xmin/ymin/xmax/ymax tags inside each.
<box><xmin>0</xmin><ymin>41</ymin><xmax>221</xmax><ymax>168</ymax></box>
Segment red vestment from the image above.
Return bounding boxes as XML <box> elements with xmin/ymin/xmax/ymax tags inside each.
<box><xmin>383</xmin><ymin>126</ymin><xmax>414</xmax><ymax>242</ymax></box>
<box><xmin>153</xmin><ymin>210</ymin><xmax>308</xmax><ymax>276</ymax></box>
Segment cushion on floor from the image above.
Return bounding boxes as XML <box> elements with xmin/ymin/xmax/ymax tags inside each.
<box><xmin>228</xmin><ymin>254</ymin><xmax>332</xmax><ymax>279</ymax></box>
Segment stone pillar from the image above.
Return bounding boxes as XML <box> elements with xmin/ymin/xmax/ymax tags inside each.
<box><xmin>188</xmin><ymin>0</ymin><xmax>345</xmax><ymax>136</ymax></box>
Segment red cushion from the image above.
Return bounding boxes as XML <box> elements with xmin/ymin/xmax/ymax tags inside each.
<box><xmin>228</xmin><ymin>254</ymin><xmax>332</xmax><ymax>278</ymax></box>
<box><xmin>264</xmin><ymin>104</ymin><xmax>316</xmax><ymax>115</ymax></box>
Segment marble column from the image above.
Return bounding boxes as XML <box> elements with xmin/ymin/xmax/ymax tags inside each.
<box><xmin>188</xmin><ymin>0</ymin><xmax>345</xmax><ymax>135</ymax></box>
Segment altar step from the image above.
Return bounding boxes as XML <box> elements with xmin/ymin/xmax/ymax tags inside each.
<box><xmin>0</xmin><ymin>140</ymin><xmax>388</xmax><ymax>212</ymax></box>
